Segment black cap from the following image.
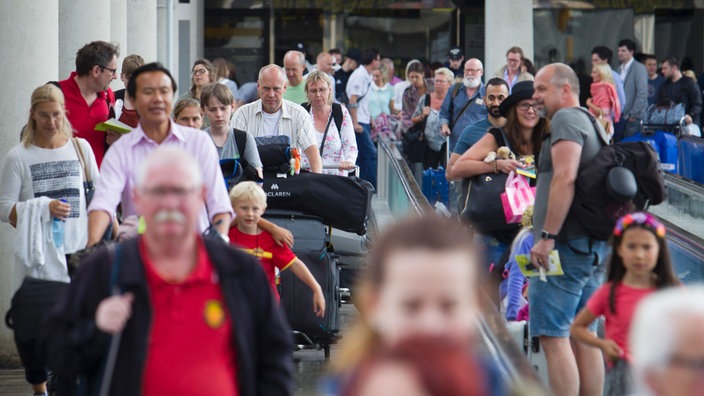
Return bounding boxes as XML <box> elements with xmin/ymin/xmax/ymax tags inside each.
<box><xmin>448</xmin><ymin>46</ymin><xmax>464</xmax><ymax>60</ymax></box>
<box><xmin>498</xmin><ymin>80</ymin><xmax>535</xmax><ymax>117</ymax></box>
<box><xmin>346</xmin><ymin>48</ymin><xmax>362</xmax><ymax>65</ymax></box>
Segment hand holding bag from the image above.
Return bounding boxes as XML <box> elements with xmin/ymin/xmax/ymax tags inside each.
<box><xmin>460</xmin><ymin>128</ymin><xmax>517</xmax><ymax>234</ymax></box>
<box><xmin>500</xmin><ymin>172</ymin><xmax>536</xmax><ymax>224</ymax></box>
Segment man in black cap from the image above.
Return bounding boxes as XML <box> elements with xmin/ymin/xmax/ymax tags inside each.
<box><xmin>334</xmin><ymin>48</ymin><xmax>362</xmax><ymax>105</ymax></box>
<box><xmin>445</xmin><ymin>46</ymin><xmax>465</xmax><ymax>82</ymax></box>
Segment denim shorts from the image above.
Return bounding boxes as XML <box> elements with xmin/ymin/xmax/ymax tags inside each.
<box><xmin>528</xmin><ymin>237</ymin><xmax>606</xmax><ymax>337</ymax></box>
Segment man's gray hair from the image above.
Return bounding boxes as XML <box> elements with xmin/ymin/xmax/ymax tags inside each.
<box><xmin>549</xmin><ymin>63</ymin><xmax>580</xmax><ymax>96</ymax></box>
<box><xmin>630</xmin><ymin>285</ymin><xmax>704</xmax><ymax>391</ymax></box>
<box><xmin>284</xmin><ymin>50</ymin><xmax>306</xmax><ymax>67</ymax></box>
<box><xmin>135</xmin><ymin>146</ymin><xmax>202</xmax><ymax>189</ymax></box>
<box><xmin>258</xmin><ymin>64</ymin><xmax>286</xmax><ymax>84</ymax></box>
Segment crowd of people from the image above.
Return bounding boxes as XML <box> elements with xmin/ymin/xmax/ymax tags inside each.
<box><xmin>1</xmin><ymin>36</ymin><xmax>702</xmax><ymax>396</ymax></box>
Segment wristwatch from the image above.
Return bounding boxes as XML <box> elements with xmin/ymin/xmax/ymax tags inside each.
<box><xmin>540</xmin><ymin>230</ymin><xmax>558</xmax><ymax>240</ymax></box>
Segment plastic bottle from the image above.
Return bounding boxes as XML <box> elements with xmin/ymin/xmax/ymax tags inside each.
<box><xmin>52</xmin><ymin>199</ymin><xmax>66</xmax><ymax>250</ymax></box>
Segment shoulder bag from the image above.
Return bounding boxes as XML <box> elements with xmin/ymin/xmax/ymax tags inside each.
<box><xmin>402</xmin><ymin>94</ymin><xmax>430</xmax><ymax>162</ymax></box>
<box><xmin>72</xmin><ymin>138</ymin><xmax>113</xmax><ymax>242</ymax></box>
<box><xmin>460</xmin><ymin>129</ymin><xmax>518</xmax><ymax>234</ymax></box>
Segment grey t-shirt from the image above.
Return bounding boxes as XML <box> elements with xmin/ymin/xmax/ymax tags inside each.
<box><xmin>205</xmin><ymin>127</ymin><xmax>263</xmax><ymax>169</ymax></box>
<box><xmin>533</xmin><ymin>107</ymin><xmax>604</xmax><ymax>240</ymax></box>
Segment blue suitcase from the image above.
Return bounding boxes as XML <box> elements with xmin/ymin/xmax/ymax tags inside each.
<box><xmin>678</xmin><ymin>136</ymin><xmax>704</xmax><ymax>184</ymax></box>
<box><xmin>422</xmin><ymin>167</ymin><xmax>449</xmax><ymax>206</ymax></box>
<box><xmin>652</xmin><ymin>131</ymin><xmax>679</xmax><ymax>173</ymax></box>
<box><xmin>622</xmin><ymin>132</ymin><xmax>678</xmax><ymax>173</ymax></box>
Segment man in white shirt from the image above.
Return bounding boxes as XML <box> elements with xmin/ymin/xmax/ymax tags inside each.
<box><xmin>346</xmin><ymin>48</ymin><xmax>380</xmax><ymax>187</ymax></box>
<box><xmin>232</xmin><ymin>64</ymin><xmax>322</xmax><ymax>173</ymax></box>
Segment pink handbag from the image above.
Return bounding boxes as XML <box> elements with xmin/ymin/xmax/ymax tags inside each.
<box><xmin>501</xmin><ymin>172</ymin><xmax>536</xmax><ymax>224</ymax></box>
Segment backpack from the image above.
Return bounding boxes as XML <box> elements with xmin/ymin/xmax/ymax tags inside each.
<box><xmin>301</xmin><ymin>102</ymin><xmax>343</xmax><ymax>134</ymax></box>
<box><xmin>570</xmin><ymin>109</ymin><xmax>666</xmax><ymax>240</ymax></box>
<box><xmin>231</xmin><ymin>128</ymin><xmax>262</xmax><ymax>182</ymax></box>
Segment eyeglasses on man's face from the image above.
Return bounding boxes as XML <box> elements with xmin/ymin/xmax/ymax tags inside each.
<box><xmin>98</xmin><ymin>65</ymin><xmax>117</xmax><ymax>76</ymax></box>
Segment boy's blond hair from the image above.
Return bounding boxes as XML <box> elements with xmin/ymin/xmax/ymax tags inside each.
<box><xmin>229</xmin><ymin>181</ymin><xmax>267</xmax><ymax>207</ymax></box>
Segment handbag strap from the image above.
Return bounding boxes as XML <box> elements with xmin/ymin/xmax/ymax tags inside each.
<box><xmin>71</xmin><ymin>138</ymin><xmax>91</xmax><ymax>183</ymax></box>
<box><xmin>319</xmin><ymin>111</ymin><xmax>335</xmax><ymax>156</ymax></box>
<box><xmin>498</xmin><ymin>128</ymin><xmax>513</xmax><ymax>152</ymax></box>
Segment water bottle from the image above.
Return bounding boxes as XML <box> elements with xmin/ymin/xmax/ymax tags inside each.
<box><xmin>52</xmin><ymin>199</ymin><xmax>66</xmax><ymax>250</ymax></box>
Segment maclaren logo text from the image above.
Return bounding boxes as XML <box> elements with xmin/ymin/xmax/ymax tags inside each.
<box><xmin>266</xmin><ymin>183</ymin><xmax>291</xmax><ymax>198</ymax></box>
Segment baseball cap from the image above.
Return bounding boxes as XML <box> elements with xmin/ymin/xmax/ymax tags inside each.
<box><xmin>448</xmin><ymin>46</ymin><xmax>464</xmax><ymax>60</ymax></box>
<box><xmin>346</xmin><ymin>48</ymin><xmax>362</xmax><ymax>65</ymax></box>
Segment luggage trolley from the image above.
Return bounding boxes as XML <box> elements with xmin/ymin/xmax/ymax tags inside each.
<box><xmin>623</xmin><ymin>104</ymin><xmax>683</xmax><ymax>173</ymax></box>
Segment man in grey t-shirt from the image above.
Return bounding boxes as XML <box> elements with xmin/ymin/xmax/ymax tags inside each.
<box><xmin>529</xmin><ymin>63</ymin><xmax>608</xmax><ymax>396</ymax></box>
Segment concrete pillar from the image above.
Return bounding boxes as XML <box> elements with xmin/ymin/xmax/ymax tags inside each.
<box><xmin>0</xmin><ymin>0</ymin><xmax>60</xmax><ymax>367</ymax></box>
<box><xmin>111</xmin><ymin>0</ymin><xmax>128</xmax><ymax>90</ymax></box>
<box><xmin>127</xmin><ymin>0</ymin><xmax>158</xmax><ymax>63</ymax></box>
<box><xmin>58</xmin><ymin>0</ymin><xmax>112</xmax><ymax>79</ymax></box>
<box><xmin>484</xmin><ymin>0</ymin><xmax>533</xmax><ymax>81</ymax></box>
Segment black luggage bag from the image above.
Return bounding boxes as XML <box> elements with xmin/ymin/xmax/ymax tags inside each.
<box><xmin>261</xmin><ymin>172</ymin><xmax>374</xmax><ymax>235</ymax></box>
<box><xmin>264</xmin><ymin>210</ymin><xmax>341</xmax><ymax>357</ymax></box>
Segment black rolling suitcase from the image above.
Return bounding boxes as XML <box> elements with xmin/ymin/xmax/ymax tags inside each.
<box><xmin>264</xmin><ymin>210</ymin><xmax>341</xmax><ymax>357</ymax></box>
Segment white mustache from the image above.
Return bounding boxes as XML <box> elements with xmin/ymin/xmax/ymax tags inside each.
<box><xmin>154</xmin><ymin>210</ymin><xmax>186</xmax><ymax>223</ymax></box>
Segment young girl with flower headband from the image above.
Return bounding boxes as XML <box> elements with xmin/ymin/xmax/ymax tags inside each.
<box><xmin>570</xmin><ymin>212</ymin><xmax>680</xmax><ymax>396</ymax></box>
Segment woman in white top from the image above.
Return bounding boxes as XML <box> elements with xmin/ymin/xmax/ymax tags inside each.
<box><xmin>303</xmin><ymin>71</ymin><xmax>358</xmax><ymax>175</ymax></box>
<box><xmin>0</xmin><ymin>83</ymin><xmax>99</xmax><ymax>395</ymax></box>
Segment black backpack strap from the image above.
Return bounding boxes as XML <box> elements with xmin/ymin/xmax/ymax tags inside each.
<box><xmin>233</xmin><ymin>128</ymin><xmax>248</xmax><ymax>160</ymax></box>
<box><xmin>576</xmin><ymin>107</ymin><xmax>610</xmax><ymax>146</ymax></box>
<box><xmin>332</xmin><ymin>103</ymin><xmax>343</xmax><ymax>137</ymax></box>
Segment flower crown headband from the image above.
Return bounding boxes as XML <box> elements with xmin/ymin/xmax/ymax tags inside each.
<box><xmin>613</xmin><ymin>212</ymin><xmax>666</xmax><ymax>239</ymax></box>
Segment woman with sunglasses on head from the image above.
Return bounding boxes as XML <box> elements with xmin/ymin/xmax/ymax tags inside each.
<box><xmin>302</xmin><ymin>71</ymin><xmax>358</xmax><ymax>175</ymax></box>
<box><xmin>452</xmin><ymin>80</ymin><xmax>550</xmax><ymax>271</ymax></box>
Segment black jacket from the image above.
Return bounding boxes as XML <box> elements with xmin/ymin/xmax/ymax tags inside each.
<box><xmin>657</xmin><ymin>76</ymin><xmax>703</xmax><ymax>125</ymax></box>
<box><xmin>45</xmin><ymin>237</ymin><xmax>293</xmax><ymax>396</ymax></box>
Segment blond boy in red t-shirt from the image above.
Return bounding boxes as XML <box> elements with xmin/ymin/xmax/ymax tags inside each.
<box><xmin>228</xmin><ymin>181</ymin><xmax>325</xmax><ymax>317</ymax></box>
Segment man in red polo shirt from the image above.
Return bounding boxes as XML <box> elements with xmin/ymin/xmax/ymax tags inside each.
<box><xmin>46</xmin><ymin>146</ymin><xmax>293</xmax><ymax>395</ymax></box>
<box><xmin>58</xmin><ymin>41</ymin><xmax>120</xmax><ymax>167</ymax></box>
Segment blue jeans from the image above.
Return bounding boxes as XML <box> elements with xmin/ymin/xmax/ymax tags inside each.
<box><xmin>356</xmin><ymin>123</ymin><xmax>377</xmax><ymax>189</ymax></box>
<box><xmin>529</xmin><ymin>237</ymin><xmax>606</xmax><ymax>337</ymax></box>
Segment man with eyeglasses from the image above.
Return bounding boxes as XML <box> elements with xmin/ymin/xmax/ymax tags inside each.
<box><xmin>57</xmin><ymin>40</ymin><xmax>120</xmax><ymax>167</ymax></box>
<box><xmin>493</xmin><ymin>46</ymin><xmax>534</xmax><ymax>92</ymax></box>
<box><xmin>630</xmin><ymin>286</ymin><xmax>704</xmax><ymax>396</ymax></box>
<box><xmin>48</xmin><ymin>146</ymin><xmax>294</xmax><ymax>395</ymax></box>
<box><xmin>439</xmin><ymin>58</ymin><xmax>488</xmax><ymax>152</ymax></box>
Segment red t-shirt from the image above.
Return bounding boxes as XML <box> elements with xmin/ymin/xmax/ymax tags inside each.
<box><xmin>586</xmin><ymin>282</ymin><xmax>655</xmax><ymax>363</ymax></box>
<box><xmin>59</xmin><ymin>72</ymin><xmax>114</xmax><ymax>167</ymax></box>
<box><xmin>141</xmin><ymin>237</ymin><xmax>238</xmax><ymax>396</ymax></box>
<box><xmin>228</xmin><ymin>227</ymin><xmax>296</xmax><ymax>301</ymax></box>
